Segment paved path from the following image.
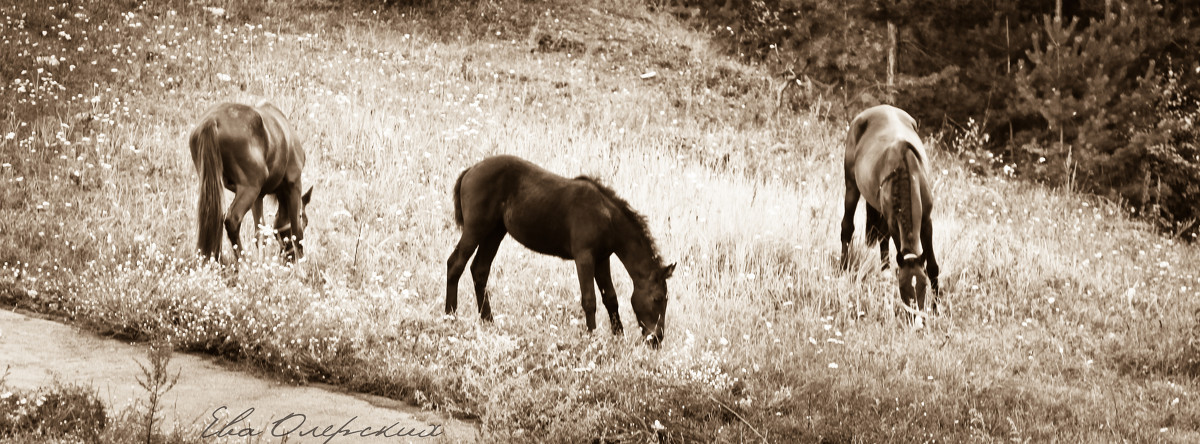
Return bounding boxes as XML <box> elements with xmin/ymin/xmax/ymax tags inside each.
<box><xmin>0</xmin><ymin>309</ymin><xmax>476</xmax><ymax>443</ymax></box>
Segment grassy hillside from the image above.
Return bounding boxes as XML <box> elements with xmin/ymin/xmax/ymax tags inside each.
<box><xmin>2</xmin><ymin>0</ymin><xmax>1198</xmax><ymax>442</ymax></box>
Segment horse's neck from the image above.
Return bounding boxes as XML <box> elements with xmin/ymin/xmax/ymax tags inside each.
<box><xmin>892</xmin><ymin>154</ymin><xmax>923</xmax><ymax>257</ymax></box>
<box><xmin>612</xmin><ymin>224</ymin><xmax>658</xmax><ymax>282</ymax></box>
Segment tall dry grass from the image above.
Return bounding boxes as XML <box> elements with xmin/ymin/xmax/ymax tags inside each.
<box><xmin>1</xmin><ymin>0</ymin><xmax>1198</xmax><ymax>442</ymax></box>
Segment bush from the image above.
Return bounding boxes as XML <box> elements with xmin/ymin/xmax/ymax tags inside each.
<box><xmin>680</xmin><ymin>0</ymin><xmax>886</xmax><ymax>111</ymax></box>
<box><xmin>1005</xmin><ymin>3</ymin><xmax>1200</xmax><ymax>238</ymax></box>
<box><xmin>0</xmin><ymin>383</ymin><xmax>107</xmax><ymax>441</ymax></box>
<box><xmin>1132</xmin><ymin>62</ymin><xmax>1200</xmax><ymax>239</ymax></box>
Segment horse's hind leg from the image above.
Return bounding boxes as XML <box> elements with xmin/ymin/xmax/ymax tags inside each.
<box><xmin>225</xmin><ymin>185</ymin><xmax>262</xmax><ymax>264</ymax></box>
<box><xmin>594</xmin><ymin>255</ymin><xmax>622</xmax><ymax>335</ymax></box>
<box><xmin>921</xmin><ymin>216</ymin><xmax>940</xmax><ymax>311</ymax></box>
<box><xmin>468</xmin><ymin>229</ymin><xmax>506</xmax><ymax>322</ymax></box>
<box><xmin>445</xmin><ymin>232</ymin><xmax>480</xmax><ymax>316</ymax></box>
<box><xmin>866</xmin><ymin>205</ymin><xmax>889</xmax><ymax>270</ymax></box>
<box><xmin>839</xmin><ymin>179</ymin><xmax>861</xmax><ymax>268</ymax></box>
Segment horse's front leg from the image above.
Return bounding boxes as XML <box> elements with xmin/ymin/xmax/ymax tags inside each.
<box><xmin>574</xmin><ymin>253</ymin><xmax>598</xmax><ymax>332</ymax></box>
<box><xmin>866</xmin><ymin>205</ymin><xmax>889</xmax><ymax>270</ymax></box>
<box><xmin>283</xmin><ymin>189</ymin><xmax>305</xmax><ymax>261</ymax></box>
<box><xmin>839</xmin><ymin>178</ymin><xmax>861</xmax><ymax>269</ymax></box>
<box><xmin>594</xmin><ymin>255</ymin><xmax>622</xmax><ymax>335</ymax></box>
<box><xmin>251</xmin><ymin>197</ymin><xmax>264</xmax><ymax>253</ymax></box>
<box><xmin>921</xmin><ymin>215</ymin><xmax>940</xmax><ymax>312</ymax></box>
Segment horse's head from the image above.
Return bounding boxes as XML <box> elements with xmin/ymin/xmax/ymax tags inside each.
<box><xmin>897</xmin><ymin>253</ymin><xmax>932</xmax><ymax>312</ymax></box>
<box><xmin>632</xmin><ymin>262</ymin><xmax>675</xmax><ymax>348</ymax></box>
<box><xmin>276</xmin><ymin>187</ymin><xmax>312</xmax><ymax>262</ymax></box>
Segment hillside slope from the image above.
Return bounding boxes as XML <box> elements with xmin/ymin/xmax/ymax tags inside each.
<box><xmin>1</xmin><ymin>0</ymin><xmax>1198</xmax><ymax>442</ymax></box>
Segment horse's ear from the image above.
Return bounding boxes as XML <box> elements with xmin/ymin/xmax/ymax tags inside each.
<box><xmin>302</xmin><ymin>187</ymin><xmax>313</xmax><ymax>205</ymax></box>
<box><xmin>662</xmin><ymin>263</ymin><xmax>676</xmax><ymax>279</ymax></box>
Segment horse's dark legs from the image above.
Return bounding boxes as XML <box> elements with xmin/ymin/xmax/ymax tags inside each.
<box><xmin>225</xmin><ymin>185</ymin><xmax>261</xmax><ymax>263</ymax></box>
<box><xmin>866</xmin><ymin>205</ymin><xmax>888</xmax><ymax>270</ymax></box>
<box><xmin>839</xmin><ymin>179</ymin><xmax>861</xmax><ymax>268</ymax></box>
<box><xmin>895</xmin><ymin>251</ymin><xmax>920</xmax><ymax>327</ymax></box>
<box><xmin>594</xmin><ymin>255</ymin><xmax>622</xmax><ymax>335</ymax></box>
<box><xmin>251</xmin><ymin>197</ymin><xmax>264</xmax><ymax>252</ymax></box>
<box><xmin>283</xmin><ymin>190</ymin><xmax>305</xmax><ymax>261</ymax></box>
<box><xmin>895</xmin><ymin>248</ymin><xmax>915</xmax><ymax>308</ymax></box>
<box><xmin>445</xmin><ymin>234</ymin><xmax>479</xmax><ymax>316</ymax></box>
<box><xmin>468</xmin><ymin>229</ymin><xmax>505</xmax><ymax>322</ymax></box>
<box><xmin>573</xmin><ymin>253</ymin><xmax>599</xmax><ymax>332</ymax></box>
<box><xmin>921</xmin><ymin>215</ymin><xmax>940</xmax><ymax>312</ymax></box>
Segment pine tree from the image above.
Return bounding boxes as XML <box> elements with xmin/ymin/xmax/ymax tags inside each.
<box><xmin>1009</xmin><ymin>2</ymin><xmax>1167</xmax><ymax>187</ymax></box>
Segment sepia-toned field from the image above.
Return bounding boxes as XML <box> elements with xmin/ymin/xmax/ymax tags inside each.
<box><xmin>2</xmin><ymin>0</ymin><xmax>1198</xmax><ymax>442</ymax></box>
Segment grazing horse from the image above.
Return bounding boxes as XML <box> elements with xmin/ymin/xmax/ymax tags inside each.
<box><xmin>446</xmin><ymin>155</ymin><xmax>676</xmax><ymax>346</ymax></box>
<box><xmin>840</xmin><ymin>105</ymin><xmax>940</xmax><ymax>314</ymax></box>
<box><xmin>189</xmin><ymin>100</ymin><xmax>312</xmax><ymax>264</ymax></box>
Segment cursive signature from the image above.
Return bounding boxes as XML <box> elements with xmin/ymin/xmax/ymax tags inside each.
<box><xmin>201</xmin><ymin>406</ymin><xmax>444</xmax><ymax>443</ymax></box>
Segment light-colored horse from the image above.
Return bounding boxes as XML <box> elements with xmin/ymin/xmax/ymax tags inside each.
<box><xmin>840</xmin><ymin>104</ymin><xmax>940</xmax><ymax>313</ymax></box>
<box><xmin>190</xmin><ymin>100</ymin><xmax>311</xmax><ymax>263</ymax></box>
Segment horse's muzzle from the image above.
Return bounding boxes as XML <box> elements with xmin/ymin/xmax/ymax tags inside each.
<box><xmin>644</xmin><ymin>333</ymin><xmax>662</xmax><ymax>349</ymax></box>
<box><xmin>282</xmin><ymin>243</ymin><xmax>304</xmax><ymax>262</ymax></box>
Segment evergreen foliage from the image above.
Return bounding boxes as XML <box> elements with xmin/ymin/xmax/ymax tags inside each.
<box><xmin>680</xmin><ymin>0</ymin><xmax>1200</xmax><ymax>239</ymax></box>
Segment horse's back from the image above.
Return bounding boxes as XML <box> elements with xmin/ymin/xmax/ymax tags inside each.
<box><xmin>846</xmin><ymin>105</ymin><xmax>929</xmax><ymax>206</ymax></box>
<box><xmin>252</xmin><ymin>101</ymin><xmax>304</xmax><ymax>181</ymax></box>
<box><xmin>252</xmin><ymin>102</ymin><xmax>301</xmax><ymax>159</ymax></box>
<box><xmin>464</xmin><ymin>155</ymin><xmax>552</xmax><ymax>181</ymax></box>
<box><xmin>457</xmin><ymin>155</ymin><xmax>608</xmax><ymax>259</ymax></box>
<box><xmin>456</xmin><ymin>155</ymin><xmax>560</xmax><ymax>226</ymax></box>
<box><xmin>193</xmin><ymin>101</ymin><xmax>303</xmax><ymax>188</ymax></box>
<box><xmin>847</xmin><ymin>105</ymin><xmax>926</xmax><ymax>164</ymax></box>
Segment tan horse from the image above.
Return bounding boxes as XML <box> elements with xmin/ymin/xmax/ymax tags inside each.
<box><xmin>189</xmin><ymin>100</ymin><xmax>311</xmax><ymax>263</ymax></box>
<box><xmin>840</xmin><ymin>105</ymin><xmax>940</xmax><ymax>313</ymax></box>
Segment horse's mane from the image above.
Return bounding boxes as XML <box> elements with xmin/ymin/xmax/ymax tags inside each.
<box><xmin>888</xmin><ymin>165</ymin><xmax>912</xmax><ymax>239</ymax></box>
<box><xmin>574</xmin><ymin>175</ymin><xmax>664</xmax><ymax>266</ymax></box>
<box><xmin>886</xmin><ymin>141</ymin><xmax>923</xmax><ymax>260</ymax></box>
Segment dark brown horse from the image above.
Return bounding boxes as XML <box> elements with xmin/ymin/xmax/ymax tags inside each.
<box><xmin>840</xmin><ymin>105</ymin><xmax>940</xmax><ymax>314</ymax></box>
<box><xmin>189</xmin><ymin>100</ymin><xmax>311</xmax><ymax>263</ymax></box>
<box><xmin>446</xmin><ymin>155</ymin><xmax>675</xmax><ymax>346</ymax></box>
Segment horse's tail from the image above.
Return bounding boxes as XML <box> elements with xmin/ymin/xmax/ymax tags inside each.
<box><xmin>193</xmin><ymin>121</ymin><xmax>225</xmax><ymax>260</ymax></box>
<box><xmin>893</xmin><ymin>142</ymin><xmax>924</xmax><ymax>261</ymax></box>
<box><xmin>452</xmin><ymin>167</ymin><xmax>468</xmax><ymax>227</ymax></box>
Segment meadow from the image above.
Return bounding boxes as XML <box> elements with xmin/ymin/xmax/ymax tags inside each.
<box><xmin>1</xmin><ymin>0</ymin><xmax>1198</xmax><ymax>442</ymax></box>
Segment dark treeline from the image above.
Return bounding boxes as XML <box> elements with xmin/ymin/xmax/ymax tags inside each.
<box><xmin>672</xmin><ymin>0</ymin><xmax>1200</xmax><ymax>239</ymax></box>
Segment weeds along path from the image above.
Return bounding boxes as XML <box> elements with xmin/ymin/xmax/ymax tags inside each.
<box><xmin>0</xmin><ymin>308</ymin><xmax>476</xmax><ymax>442</ymax></box>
